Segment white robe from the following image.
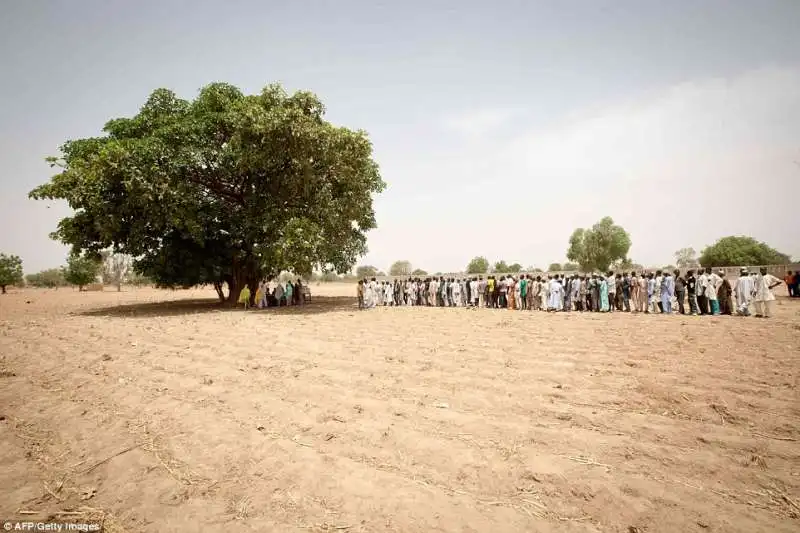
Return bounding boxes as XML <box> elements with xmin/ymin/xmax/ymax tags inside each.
<box><xmin>548</xmin><ymin>279</ymin><xmax>563</xmax><ymax>310</ymax></box>
<box><xmin>735</xmin><ymin>276</ymin><xmax>753</xmax><ymax>310</ymax></box>
<box><xmin>451</xmin><ymin>281</ymin><xmax>461</xmax><ymax>306</ymax></box>
<box><xmin>470</xmin><ymin>280</ymin><xmax>478</xmax><ymax>303</ymax></box>
<box><xmin>383</xmin><ymin>282</ymin><xmax>394</xmax><ymax>304</ymax></box>
<box><xmin>753</xmin><ymin>274</ymin><xmax>779</xmax><ymax>301</ymax></box>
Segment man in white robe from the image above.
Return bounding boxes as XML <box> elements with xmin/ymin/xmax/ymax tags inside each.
<box><xmin>548</xmin><ymin>277</ymin><xmax>563</xmax><ymax>311</ymax></box>
<box><xmin>451</xmin><ymin>279</ymin><xmax>462</xmax><ymax>307</ymax></box>
<box><xmin>540</xmin><ymin>279</ymin><xmax>549</xmax><ymax>310</ymax></box>
<box><xmin>383</xmin><ymin>280</ymin><xmax>394</xmax><ymax>306</ymax></box>
<box><xmin>734</xmin><ymin>268</ymin><xmax>754</xmax><ymax>315</ymax></box>
<box><xmin>752</xmin><ymin>267</ymin><xmax>782</xmax><ymax>318</ymax></box>
<box><xmin>470</xmin><ymin>278</ymin><xmax>479</xmax><ymax>306</ymax></box>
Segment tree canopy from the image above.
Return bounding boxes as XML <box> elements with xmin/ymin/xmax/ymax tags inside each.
<box><xmin>64</xmin><ymin>253</ymin><xmax>102</xmax><ymax>290</ymax></box>
<box><xmin>389</xmin><ymin>260</ymin><xmax>412</xmax><ymax>276</ymax></box>
<box><xmin>0</xmin><ymin>253</ymin><xmax>23</xmax><ymax>293</ymax></box>
<box><xmin>466</xmin><ymin>256</ymin><xmax>489</xmax><ymax>274</ymax></box>
<box><xmin>563</xmin><ymin>262</ymin><xmax>579</xmax><ymax>271</ymax></box>
<box><xmin>567</xmin><ymin>217</ymin><xmax>631</xmax><ymax>272</ymax></box>
<box><xmin>674</xmin><ymin>247</ymin><xmax>699</xmax><ymax>268</ymax></box>
<box><xmin>547</xmin><ymin>263</ymin><xmax>561</xmax><ymax>272</ymax></box>
<box><xmin>507</xmin><ymin>263</ymin><xmax>522</xmax><ymax>273</ymax></box>
<box><xmin>356</xmin><ymin>265</ymin><xmax>378</xmax><ymax>278</ymax></box>
<box><xmin>411</xmin><ymin>268</ymin><xmax>427</xmax><ymax>276</ymax></box>
<box><xmin>699</xmin><ymin>236</ymin><xmax>791</xmax><ymax>267</ymax></box>
<box><xmin>29</xmin><ymin>83</ymin><xmax>385</xmax><ymax>303</ymax></box>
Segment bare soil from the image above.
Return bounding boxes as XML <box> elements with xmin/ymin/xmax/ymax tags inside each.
<box><xmin>1</xmin><ymin>284</ymin><xmax>798</xmax><ymax>532</ymax></box>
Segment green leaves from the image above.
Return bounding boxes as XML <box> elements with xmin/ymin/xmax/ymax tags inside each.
<box><xmin>699</xmin><ymin>237</ymin><xmax>790</xmax><ymax>267</ymax></box>
<box><xmin>64</xmin><ymin>253</ymin><xmax>102</xmax><ymax>289</ymax></box>
<box><xmin>0</xmin><ymin>253</ymin><xmax>24</xmax><ymax>292</ymax></box>
<box><xmin>567</xmin><ymin>217</ymin><xmax>631</xmax><ymax>272</ymax></box>
<box><xmin>30</xmin><ymin>83</ymin><xmax>385</xmax><ymax>298</ymax></box>
<box><xmin>466</xmin><ymin>256</ymin><xmax>489</xmax><ymax>274</ymax></box>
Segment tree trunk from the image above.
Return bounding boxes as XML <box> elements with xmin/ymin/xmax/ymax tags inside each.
<box><xmin>117</xmin><ymin>282</ymin><xmax>122</xmax><ymax>292</ymax></box>
<box><xmin>1</xmin><ymin>285</ymin><xmax>6</xmax><ymax>294</ymax></box>
<box><xmin>213</xmin><ymin>281</ymin><xmax>225</xmax><ymax>302</ymax></box>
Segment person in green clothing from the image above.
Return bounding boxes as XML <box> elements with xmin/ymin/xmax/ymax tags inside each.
<box><xmin>519</xmin><ymin>274</ymin><xmax>528</xmax><ymax>310</ymax></box>
<box><xmin>284</xmin><ymin>280</ymin><xmax>294</xmax><ymax>306</ymax></box>
<box><xmin>238</xmin><ymin>285</ymin><xmax>251</xmax><ymax>310</ymax></box>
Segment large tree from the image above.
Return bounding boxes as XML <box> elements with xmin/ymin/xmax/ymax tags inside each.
<box><xmin>389</xmin><ymin>260</ymin><xmax>412</xmax><ymax>276</ymax></box>
<box><xmin>64</xmin><ymin>253</ymin><xmax>102</xmax><ymax>291</ymax></box>
<box><xmin>547</xmin><ymin>263</ymin><xmax>562</xmax><ymax>272</ymax></box>
<box><xmin>466</xmin><ymin>256</ymin><xmax>489</xmax><ymax>274</ymax></box>
<box><xmin>674</xmin><ymin>247</ymin><xmax>699</xmax><ymax>268</ymax></box>
<box><xmin>0</xmin><ymin>253</ymin><xmax>23</xmax><ymax>294</ymax></box>
<box><xmin>699</xmin><ymin>236</ymin><xmax>790</xmax><ymax>267</ymax></box>
<box><xmin>507</xmin><ymin>263</ymin><xmax>522</xmax><ymax>273</ymax></box>
<box><xmin>411</xmin><ymin>268</ymin><xmax>428</xmax><ymax>276</ymax></box>
<box><xmin>563</xmin><ymin>262</ymin><xmax>579</xmax><ymax>271</ymax></box>
<box><xmin>567</xmin><ymin>217</ymin><xmax>631</xmax><ymax>272</ymax></box>
<box><xmin>30</xmin><ymin>83</ymin><xmax>385</xmax><ymax>304</ymax></box>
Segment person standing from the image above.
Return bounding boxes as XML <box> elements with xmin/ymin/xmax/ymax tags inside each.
<box><xmin>705</xmin><ymin>268</ymin><xmax>720</xmax><ymax>315</ymax></box>
<box><xmin>647</xmin><ymin>273</ymin><xmax>657</xmax><ymax>313</ymax></box>
<box><xmin>383</xmin><ymin>279</ymin><xmax>394</xmax><ymax>306</ymax></box>
<box><xmin>470</xmin><ymin>277</ymin><xmax>479</xmax><ymax>307</ymax></box>
<box><xmin>785</xmin><ymin>271</ymin><xmax>795</xmax><ymax>298</ymax></box>
<box><xmin>654</xmin><ymin>270</ymin><xmax>663</xmax><ymax>313</ymax></box>
<box><xmin>686</xmin><ymin>269</ymin><xmax>698</xmax><ymax>315</ymax></box>
<box><xmin>357</xmin><ymin>280</ymin><xmax>366</xmax><ymax>309</ymax></box>
<box><xmin>661</xmin><ymin>271</ymin><xmax>675</xmax><ymax>314</ymax></box>
<box><xmin>718</xmin><ymin>271</ymin><xmax>733</xmax><ymax>315</ymax></box>
<box><xmin>752</xmin><ymin>267</ymin><xmax>782</xmax><ymax>318</ymax></box>
<box><xmin>630</xmin><ymin>273</ymin><xmax>640</xmax><ymax>312</ymax></box>
<box><xmin>735</xmin><ymin>268</ymin><xmax>753</xmax><ymax>315</ymax></box>
<box><xmin>605</xmin><ymin>272</ymin><xmax>616</xmax><ymax>312</ymax></box>
<box><xmin>548</xmin><ymin>275</ymin><xmax>563</xmax><ymax>311</ymax></box>
<box><xmin>519</xmin><ymin>275</ymin><xmax>528</xmax><ymax>310</ymax></box>
<box><xmin>598</xmin><ymin>275</ymin><xmax>609</xmax><ymax>312</ymax></box>
<box><xmin>673</xmin><ymin>270</ymin><xmax>686</xmax><ymax>314</ymax></box>
<box><xmin>696</xmin><ymin>269</ymin><xmax>708</xmax><ymax>315</ymax></box>
<box><xmin>477</xmin><ymin>276</ymin><xmax>486</xmax><ymax>308</ymax></box>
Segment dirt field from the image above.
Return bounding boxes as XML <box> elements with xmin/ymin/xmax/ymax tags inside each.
<box><xmin>1</xmin><ymin>283</ymin><xmax>798</xmax><ymax>532</ymax></box>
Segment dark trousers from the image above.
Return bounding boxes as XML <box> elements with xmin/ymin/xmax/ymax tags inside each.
<box><xmin>676</xmin><ymin>290</ymin><xmax>685</xmax><ymax>314</ymax></box>
<box><xmin>697</xmin><ymin>295</ymin><xmax>708</xmax><ymax>314</ymax></box>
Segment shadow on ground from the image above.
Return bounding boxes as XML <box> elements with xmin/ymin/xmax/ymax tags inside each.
<box><xmin>78</xmin><ymin>296</ymin><xmax>357</xmax><ymax>318</ymax></box>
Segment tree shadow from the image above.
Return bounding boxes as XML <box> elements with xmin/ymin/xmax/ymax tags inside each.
<box><xmin>78</xmin><ymin>296</ymin><xmax>358</xmax><ymax>319</ymax></box>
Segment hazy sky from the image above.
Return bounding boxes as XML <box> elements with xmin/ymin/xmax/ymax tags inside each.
<box><xmin>2</xmin><ymin>0</ymin><xmax>798</xmax><ymax>274</ymax></box>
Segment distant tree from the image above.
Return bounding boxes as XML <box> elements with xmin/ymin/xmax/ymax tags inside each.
<box><xmin>356</xmin><ymin>265</ymin><xmax>378</xmax><ymax>278</ymax></box>
<box><xmin>674</xmin><ymin>247</ymin><xmax>699</xmax><ymax>268</ymax></box>
<box><xmin>699</xmin><ymin>236</ymin><xmax>791</xmax><ymax>267</ymax></box>
<box><xmin>376</xmin><ymin>271</ymin><xmax>386</xmax><ymax>277</ymax></box>
<box><xmin>563</xmin><ymin>262</ymin><xmax>579</xmax><ymax>271</ymax></box>
<box><xmin>26</xmin><ymin>268</ymin><xmax>68</xmax><ymax>288</ymax></box>
<box><xmin>531</xmin><ymin>267</ymin><xmax>543</xmax><ymax>273</ymax></box>
<box><xmin>508</xmin><ymin>263</ymin><xmax>522</xmax><ymax>273</ymax></box>
<box><xmin>547</xmin><ymin>263</ymin><xmax>562</xmax><ymax>272</ymax></box>
<box><xmin>567</xmin><ymin>217</ymin><xmax>631</xmax><ymax>272</ymax></box>
<box><xmin>389</xmin><ymin>260</ymin><xmax>413</xmax><ymax>276</ymax></box>
<box><xmin>612</xmin><ymin>257</ymin><xmax>642</xmax><ymax>271</ymax></box>
<box><xmin>101</xmin><ymin>251</ymin><xmax>132</xmax><ymax>291</ymax></box>
<box><xmin>433</xmin><ymin>272</ymin><xmax>443</xmax><ymax>276</ymax></box>
<box><xmin>64</xmin><ymin>253</ymin><xmax>102</xmax><ymax>291</ymax></box>
<box><xmin>0</xmin><ymin>253</ymin><xmax>24</xmax><ymax>294</ymax></box>
<box><xmin>466</xmin><ymin>256</ymin><xmax>489</xmax><ymax>274</ymax></box>
<box><xmin>663</xmin><ymin>265</ymin><xmax>677</xmax><ymax>272</ymax></box>
<box><xmin>493</xmin><ymin>260</ymin><xmax>510</xmax><ymax>273</ymax></box>
<box><xmin>411</xmin><ymin>268</ymin><xmax>428</xmax><ymax>276</ymax></box>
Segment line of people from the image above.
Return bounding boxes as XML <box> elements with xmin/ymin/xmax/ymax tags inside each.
<box><xmin>356</xmin><ymin>267</ymin><xmax>783</xmax><ymax>317</ymax></box>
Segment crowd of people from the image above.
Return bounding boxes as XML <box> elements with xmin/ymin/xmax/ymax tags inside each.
<box><xmin>357</xmin><ymin>267</ymin><xmax>787</xmax><ymax>318</ymax></box>
<box><xmin>238</xmin><ymin>279</ymin><xmax>307</xmax><ymax>309</ymax></box>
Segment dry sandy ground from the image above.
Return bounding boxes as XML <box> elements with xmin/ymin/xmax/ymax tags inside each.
<box><xmin>0</xmin><ymin>283</ymin><xmax>798</xmax><ymax>533</ymax></box>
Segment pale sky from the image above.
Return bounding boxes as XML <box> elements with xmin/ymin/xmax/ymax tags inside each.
<box><xmin>1</xmin><ymin>0</ymin><xmax>798</xmax><ymax>274</ymax></box>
